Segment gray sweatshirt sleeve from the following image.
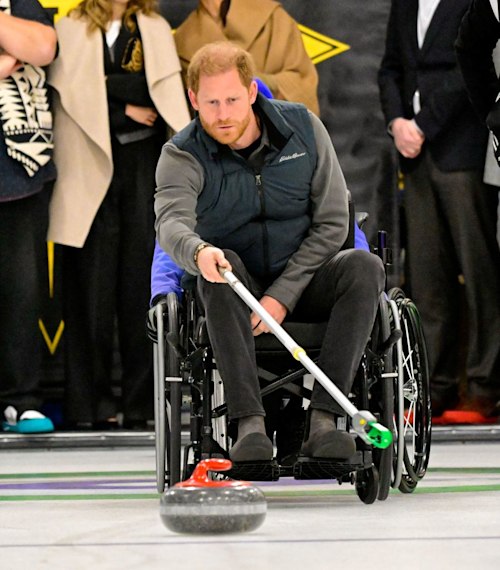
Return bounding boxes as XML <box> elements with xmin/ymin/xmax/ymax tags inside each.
<box><xmin>264</xmin><ymin>111</ymin><xmax>349</xmax><ymax>311</ymax></box>
<box><xmin>154</xmin><ymin>142</ymin><xmax>206</xmax><ymax>275</ymax></box>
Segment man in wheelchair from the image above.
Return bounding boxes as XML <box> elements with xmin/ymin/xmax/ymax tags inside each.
<box><xmin>154</xmin><ymin>41</ymin><xmax>385</xmax><ymax>464</ymax></box>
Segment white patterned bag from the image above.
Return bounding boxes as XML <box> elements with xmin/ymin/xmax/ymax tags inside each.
<box><xmin>0</xmin><ymin>0</ymin><xmax>54</xmax><ymax>177</ymax></box>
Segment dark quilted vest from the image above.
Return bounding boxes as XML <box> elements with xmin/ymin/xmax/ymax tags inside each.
<box><xmin>171</xmin><ymin>96</ymin><xmax>317</xmax><ymax>279</ymax></box>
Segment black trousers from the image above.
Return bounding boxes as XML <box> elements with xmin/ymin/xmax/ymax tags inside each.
<box><xmin>404</xmin><ymin>151</ymin><xmax>500</xmax><ymax>399</ymax></box>
<box><xmin>62</xmin><ymin>136</ymin><xmax>159</xmax><ymax>424</ymax></box>
<box><xmin>0</xmin><ymin>184</ymin><xmax>52</xmax><ymax>414</ymax></box>
<box><xmin>197</xmin><ymin>248</ymin><xmax>385</xmax><ymax>420</ymax></box>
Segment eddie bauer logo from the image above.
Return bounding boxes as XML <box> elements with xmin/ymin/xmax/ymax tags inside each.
<box><xmin>279</xmin><ymin>152</ymin><xmax>306</xmax><ymax>163</ymax></box>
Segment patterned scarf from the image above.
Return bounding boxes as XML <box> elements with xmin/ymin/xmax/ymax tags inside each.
<box><xmin>0</xmin><ymin>0</ymin><xmax>53</xmax><ymax>177</ymax></box>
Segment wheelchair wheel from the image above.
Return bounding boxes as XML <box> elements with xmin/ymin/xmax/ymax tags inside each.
<box><xmin>355</xmin><ymin>293</ymin><xmax>394</xmax><ymax>501</ymax></box>
<box><xmin>387</xmin><ymin>297</ymin><xmax>404</xmax><ymax>490</ymax></box>
<box><xmin>154</xmin><ymin>293</ymin><xmax>182</xmax><ymax>492</ymax></box>
<box><xmin>388</xmin><ymin>288</ymin><xmax>432</xmax><ymax>492</ymax></box>
<box><xmin>370</xmin><ymin>294</ymin><xmax>395</xmax><ymax>501</ymax></box>
<box><xmin>355</xmin><ymin>465</ymin><xmax>379</xmax><ymax>505</ymax></box>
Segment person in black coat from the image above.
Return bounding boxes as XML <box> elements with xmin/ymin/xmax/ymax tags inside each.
<box><xmin>456</xmin><ymin>0</ymin><xmax>500</xmax><ymax>124</ymax></box>
<box><xmin>456</xmin><ymin>0</ymin><xmax>500</xmax><ymax>270</ymax></box>
<box><xmin>378</xmin><ymin>0</ymin><xmax>500</xmax><ymax>421</ymax></box>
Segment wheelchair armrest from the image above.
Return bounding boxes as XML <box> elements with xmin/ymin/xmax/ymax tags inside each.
<box><xmin>146</xmin><ymin>292</ymin><xmax>180</xmax><ymax>343</ymax></box>
<box><xmin>147</xmin><ymin>301</ymin><xmax>165</xmax><ymax>343</ymax></box>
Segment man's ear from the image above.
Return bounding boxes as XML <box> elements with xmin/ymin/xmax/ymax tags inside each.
<box><xmin>249</xmin><ymin>80</ymin><xmax>258</xmax><ymax>104</ymax></box>
<box><xmin>248</xmin><ymin>79</ymin><xmax>259</xmax><ymax>105</ymax></box>
<box><xmin>188</xmin><ymin>88</ymin><xmax>199</xmax><ymax>111</ymax></box>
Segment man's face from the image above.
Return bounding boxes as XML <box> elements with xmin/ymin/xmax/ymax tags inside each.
<box><xmin>188</xmin><ymin>68</ymin><xmax>258</xmax><ymax>149</ymax></box>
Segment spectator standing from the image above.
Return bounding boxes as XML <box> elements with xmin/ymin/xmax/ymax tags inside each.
<box><xmin>378</xmin><ymin>0</ymin><xmax>500</xmax><ymax>421</ymax></box>
<box><xmin>47</xmin><ymin>0</ymin><xmax>190</xmax><ymax>429</ymax></box>
<box><xmin>0</xmin><ymin>0</ymin><xmax>57</xmax><ymax>433</ymax></box>
<box><xmin>456</xmin><ymin>0</ymin><xmax>500</xmax><ymax>246</ymax></box>
<box><xmin>455</xmin><ymin>0</ymin><xmax>500</xmax><ymax>127</ymax></box>
<box><xmin>173</xmin><ymin>0</ymin><xmax>319</xmax><ymax>115</ymax></box>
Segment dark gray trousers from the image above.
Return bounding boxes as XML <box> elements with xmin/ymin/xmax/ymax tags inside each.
<box><xmin>197</xmin><ymin>248</ymin><xmax>385</xmax><ymax>420</ymax></box>
<box><xmin>0</xmin><ymin>184</ymin><xmax>52</xmax><ymax>414</ymax></box>
<box><xmin>62</xmin><ymin>136</ymin><xmax>159</xmax><ymax>424</ymax></box>
<box><xmin>404</xmin><ymin>151</ymin><xmax>500</xmax><ymax>400</ymax></box>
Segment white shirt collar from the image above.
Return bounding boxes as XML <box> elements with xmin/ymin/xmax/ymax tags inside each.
<box><xmin>417</xmin><ymin>0</ymin><xmax>441</xmax><ymax>48</ymax></box>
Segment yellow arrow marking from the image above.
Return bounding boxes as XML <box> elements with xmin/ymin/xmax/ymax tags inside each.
<box><xmin>47</xmin><ymin>241</ymin><xmax>55</xmax><ymax>298</ymax></box>
<box><xmin>39</xmin><ymin>319</ymin><xmax>65</xmax><ymax>355</ymax></box>
<box><xmin>299</xmin><ymin>24</ymin><xmax>350</xmax><ymax>64</ymax></box>
<box><xmin>39</xmin><ymin>0</ymin><xmax>79</xmax><ymax>21</ymax></box>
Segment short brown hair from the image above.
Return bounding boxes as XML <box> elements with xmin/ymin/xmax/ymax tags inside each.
<box><xmin>187</xmin><ymin>41</ymin><xmax>256</xmax><ymax>94</ymax></box>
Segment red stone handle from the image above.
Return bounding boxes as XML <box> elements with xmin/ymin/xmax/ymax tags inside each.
<box><xmin>175</xmin><ymin>458</ymin><xmax>249</xmax><ymax>488</ymax></box>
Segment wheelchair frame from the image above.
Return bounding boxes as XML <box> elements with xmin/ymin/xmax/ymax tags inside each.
<box><xmin>152</xmin><ymin>234</ymin><xmax>431</xmax><ymax>504</ymax></box>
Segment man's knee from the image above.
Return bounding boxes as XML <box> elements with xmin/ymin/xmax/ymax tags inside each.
<box><xmin>339</xmin><ymin>249</ymin><xmax>385</xmax><ymax>293</ymax></box>
<box><xmin>353</xmin><ymin>249</ymin><xmax>385</xmax><ymax>281</ymax></box>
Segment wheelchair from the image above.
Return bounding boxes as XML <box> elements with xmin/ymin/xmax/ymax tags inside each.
<box><xmin>151</xmin><ymin>229</ymin><xmax>431</xmax><ymax>504</ymax></box>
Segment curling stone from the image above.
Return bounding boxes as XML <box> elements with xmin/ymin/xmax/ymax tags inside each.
<box><xmin>160</xmin><ymin>458</ymin><xmax>267</xmax><ymax>534</ymax></box>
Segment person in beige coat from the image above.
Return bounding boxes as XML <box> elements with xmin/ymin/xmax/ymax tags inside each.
<box><xmin>174</xmin><ymin>0</ymin><xmax>320</xmax><ymax>115</ymax></box>
<box><xmin>48</xmin><ymin>0</ymin><xmax>190</xmax><ymax>429</ymax></box>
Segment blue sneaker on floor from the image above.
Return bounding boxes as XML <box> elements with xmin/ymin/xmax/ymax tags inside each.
<box><xmin>2</xmin><ymin>406</ymin><xmax>54</xmax><ymax>434</ymax></box>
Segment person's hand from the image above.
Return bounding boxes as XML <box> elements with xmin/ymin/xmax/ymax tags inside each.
<box><xmin>196</xmin><ymin>246</ymin><xmax>232</xmax><ymax>283</ymax></box>
<box><xmin>0</xmin><ymin>53</ymin><xmax>22</xmax><ymax>79</ymax></box>
<box><xmin>251</xmin><ymin>295</ymin><xmax>287</xmax><ymax>336</ymax></box>
<box><xmin>125</xmin><ymin>104</ymin><xmax>158</xmax><ymax>127</ymax></box>
<box><xmin>391</xmin><ymin>117</ymin><xmax>425</xmax><ymax>159</ymax></box>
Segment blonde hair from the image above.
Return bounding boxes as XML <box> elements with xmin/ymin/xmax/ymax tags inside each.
<box><xmin>187</xmin><ymin>41</ymin><xmax>256</xmax><ymax>94</ymax></box>
<box><xmin>70</xmin><ymin>0</ymin><xmax>158</xmax><ymax>33</ymax></box>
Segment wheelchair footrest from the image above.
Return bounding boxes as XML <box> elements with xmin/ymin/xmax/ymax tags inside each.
<box><xmin>293</xmin><ymin>450</ymin><xmax>372</xmax><ymax>480</ymax></box>
<box><xmin>226</xmin><ymin>460</ymin><xmax>281</xmax><ymax>481</ymax></box>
